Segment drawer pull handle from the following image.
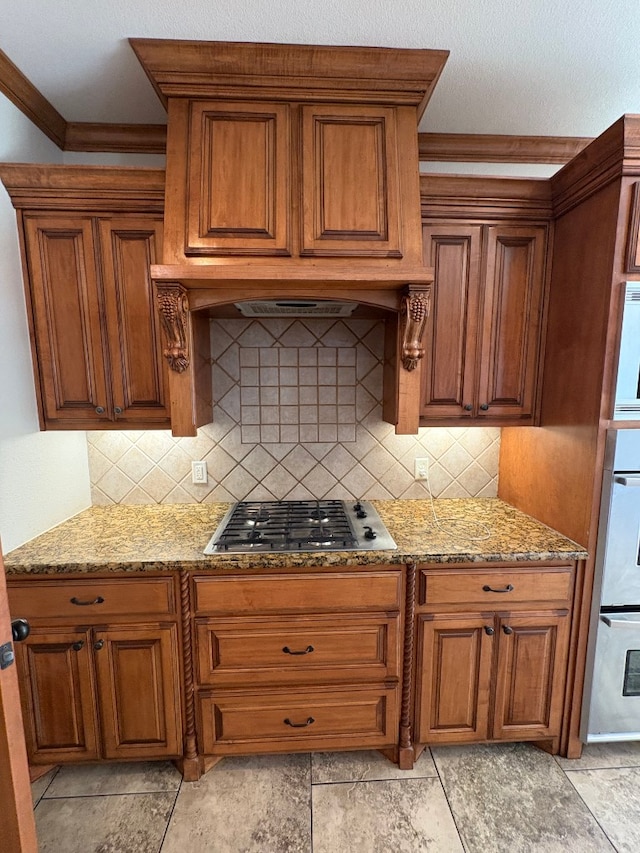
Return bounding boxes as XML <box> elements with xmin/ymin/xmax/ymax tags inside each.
<box><xmin>71</xmin><ymin>640</ymin><xmax>84</xmax><ymax>651</ymax></box>
<box><xmin>284</xmin><ymin>717</ymin><xmax>315</xmax><ymax>728</ymax></box>
<box><xmin>282</xmin><ymin>645</ymin><xmax>314</xmax><ymax>656</ymax></box>
<box><xmin>94</xmin><ymin>639</ymin><xmax>104</xmax><ymax>650</ymax></box>
<box><xmin>503</xmin><ymin>625</ymin><xmax>514</xmax><ymax>635</ymax></box>
<box><xmin>70</xmin><ymin>596</ymin><xmax>105</xmax><ymax>606</ymax></box>
<box><xmin>484</xmin><ymin>626</ymin><xmax>495</xmax><ymax>636</ymax></box>
<box><xmin>482</xmin><ymin>584</ymin><xmax>514</xmax><ymax>594</ymax></box>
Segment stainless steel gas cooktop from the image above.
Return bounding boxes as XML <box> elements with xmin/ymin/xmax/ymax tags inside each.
<box><xmin>204</xmin><ymin>500</ymin><xmax>397</xmax><ymax>554</ymax></box>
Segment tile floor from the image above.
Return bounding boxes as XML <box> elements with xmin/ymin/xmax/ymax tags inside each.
<box><xmin>31</xmin><ymin>742</ymin><xmax>640</xmax><ymax>852</ymax></box>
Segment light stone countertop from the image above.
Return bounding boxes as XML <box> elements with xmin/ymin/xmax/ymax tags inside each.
<box><xmin>3</xmin><ymin>499</ymin><xmax>587</xmax><ymax>575</ymax></box>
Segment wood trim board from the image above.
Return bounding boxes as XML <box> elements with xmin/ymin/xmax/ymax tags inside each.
<box><xmin>1</xmin><ymin>46</ymin><xmax>593</xmax><ymax>163</ymax></box>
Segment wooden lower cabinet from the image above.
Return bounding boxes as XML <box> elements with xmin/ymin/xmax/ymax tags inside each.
<box><xmin>191</xmin><ymin>567</ymin><xmax>404</xmax><ymax>765</ymax></box>
<box><xmin>414</xmin><ymin>563</ymin><xmax>575</xmax><ymax>752</ymax></box>
<box><xmin>416</xmin><ymin>610</ymin><xmax>570</xmax><ymax>745</ymax></box>
<box><xmin>8</xmin><ymin>576</ymin><xmax>183</xmax><ymax>766</ymax></box>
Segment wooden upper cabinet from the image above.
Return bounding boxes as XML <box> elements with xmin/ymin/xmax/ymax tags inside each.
<box><xmin>185</xmin><ymin>101</ymin><xmax>291</xmax><ymax>256</ymax></box>
<box><xmin>22</xmin><ymin>214</ymin><xmax>169</xmax><ymax>429</ymax></box>
<box><xmin>23</xmin><ymin>216</ymin><xmax>110</xmax><ymax>425</ymax></box>
<box><xmin>300</xmin><ymin>105</ymin><xmax>401</xmax><ymax>257</ymax></box>
<box><xmin>0</xmin><ymin>165</ymin><xmax>169</xmax><ymax>431</ymax></box>
<box><xmin>477</xmin><ymin>226</ymin><xmax>546</xmax><ymax>419</ymax></box>
<box><xmin>420</xmin><ymin>220</ymin><xmax>547</xmax><ymax>425</ymax></box>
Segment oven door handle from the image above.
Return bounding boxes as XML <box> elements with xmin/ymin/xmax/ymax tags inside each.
<box><xmin>613</xmin><ymin>475</ymin><xmax>640</xmax><ymax>487</ymax></box>
<box><xmin>601</xmin><ymin>614</ymin><xmax>640</xmax><ymax>628</ymax></box>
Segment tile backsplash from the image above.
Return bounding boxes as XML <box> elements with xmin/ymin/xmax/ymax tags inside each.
<box><xmin>88</xmin><ymin>318</ymin><xmax>500</xmax><ymax>505</ymax></box>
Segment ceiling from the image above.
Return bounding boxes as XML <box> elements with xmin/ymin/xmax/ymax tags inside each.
<box><xmin>1</xmin><ymin>0</ymin><xmax>640</xmax><ymax>141</ymax></box>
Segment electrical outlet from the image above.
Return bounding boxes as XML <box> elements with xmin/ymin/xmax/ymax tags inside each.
<box><xmin>191</xmin><ymin>461</ymin><xmax>208</xmax><ymax>484</ymax></box>
<box><xmin>414</xmin><ymin>457</ymin><xmax>430</xmax><ymax>480</ymax></box>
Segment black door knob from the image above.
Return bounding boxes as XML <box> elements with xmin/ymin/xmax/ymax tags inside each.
<box><xmin>11</xmin><ymin>618</ymin><xmax>30</xmax><ymax>642</ymax></box>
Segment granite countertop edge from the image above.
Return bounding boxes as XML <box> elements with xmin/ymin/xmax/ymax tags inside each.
<box><xmin>3</xmin><ymin>499</ymin><xmax>589</xmax><ymax>576</ymax></box>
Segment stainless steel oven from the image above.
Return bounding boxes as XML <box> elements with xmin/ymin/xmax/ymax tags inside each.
<box><xmin>583</xmin><ymin>430</ymin><xmax>640</xmax><ymax>741</ymax></box>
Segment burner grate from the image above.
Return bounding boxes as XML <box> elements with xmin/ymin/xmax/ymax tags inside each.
<box><xmin>204</xmin><ymin>499</ymin><xmax>397</xmax><ymax>554</ymax></box>
<box><xmin>211</xmin><ymin>500</ymin><xmax>357</xmax><ymax>552</ymax></box>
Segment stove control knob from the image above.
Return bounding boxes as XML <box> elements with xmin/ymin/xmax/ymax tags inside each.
<box><xmin>354</xmin><ymin>502</ymin><xmax>367</xmax><ymax>519</ymax></box>
<box><xmin>363</xmin><ymin>526</ymin><xmax>377</xmax><ymax>540</ymax></box>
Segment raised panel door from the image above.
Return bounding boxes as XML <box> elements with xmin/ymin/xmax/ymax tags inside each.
<box><xmin>416</xmin><ymin>615</ymin><xmax>493</xmax><ymax>744</ymax></box>
<box><xmin>98</xmin><ymin>218</ymin><xmax>170</xmax><ymax>424</ymax></box>
<box><xmin>14</xmin><ymin>627</ymin><xmax>99</xmax><ymax>764</ymax></box>
<box><xmin>421</xmin><ymin>224</ymin><xmax>482</xmax><ymax>418</ymax></box>
<box><xmin>300</xmin><ymin>104</ymin><xmax>401</xmax><ymax>257</ymax></box>
<box><xmin>22</xmin><ymin>215</ymin><xmax>110</xmax><ymax>425</ymax></box>
<box><xmin>94</xmin><ymin>624</ymin><xmax>182</xmax><ymax>760</ymax></box>
<box><xmin>186</xmin><ymin>101</ymin><xmax>291</xmax><ymax>255</ymax></box>
<box><xmin>492</xmin><ymin>612</ymin><xmax>570</xmax><ymax>740</ymax></box>
<box><xmin>476</xmin><ymin>225</ymin><xmax>546</xmax><ymax>419</ymax></box>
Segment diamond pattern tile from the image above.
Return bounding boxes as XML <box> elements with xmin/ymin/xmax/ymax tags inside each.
<box><xmin>85</xmin><ymin>319</ymin><xmax>500</xmax><ymax>504</ymax></box>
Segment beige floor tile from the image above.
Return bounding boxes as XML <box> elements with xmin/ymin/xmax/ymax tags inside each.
<box><xmin>43</xmin><ymin>761</ymin><xmax>182</xmax><ymax>797</ymax></box>
<box><xmin>556</xmin><ymin>741</ymin><xmax>640</xmax><ymax>770</ymax></box>
<box><xmin>567</xmin><ymin>766</ymin><xmax>640</xmax><ymax>853</ymax></box>
<box><xmin>311</xmin><ymin>748</ymin><xmax>437</xmax><ymax>784</ymax></box>
<box><xmin>433</xmin><ymin>742</ymin><xmax>614</xmax><ymax>853</ymax></box>
<box><xmin>312</xmin><ymin>776</ymin><xmax>464</xmax><ymax>853</ymax></box>
<box><xmin>161</xmin><ymin>753</ymin><xmax>311</xmax><ymax>853</ymax></box>
<box><xmin>35</xmin><ymin>792</ymin><xmax>175</xmax><ymax>853</ymax></box>
<box><xmin>31</xmin><ymin>767</ymin><xmax>58</xmax><ymax>806</ymax></box>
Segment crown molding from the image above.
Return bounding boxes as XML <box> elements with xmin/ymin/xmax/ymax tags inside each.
<box><xmin>418</xmin><ymin>132</ymin><xmax>592</xmax><ymax>164</ymax></box>
<box><xmin>1</xmin><ymin>45</ymin><xmax>593</xmax><ymax>165</ymax></box>
<box><xmin>0</xmin><ymin>49</ymin><xmax>66</xmax><ymax>147</ymax></box>
<box><xmin>64</xmin><ymin>122</ymin><xmax>166</xmax><ymax>153</ymax></box>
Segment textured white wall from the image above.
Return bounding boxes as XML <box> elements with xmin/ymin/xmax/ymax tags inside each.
<box><xmin>0</xmin><ymin>95</ymin><xmax>91</xmax><ymax>553</ymax></box>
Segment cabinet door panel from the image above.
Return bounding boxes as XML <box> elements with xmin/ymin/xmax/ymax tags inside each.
<box><xmin>301</xmin><ymin>105</ymin><xmax>401</xmax><ymax>257</ymax></box>
<box><xmin>416</xmin><ymin>615</ymin><xmax>492</xmax><ymax>744</ymax></box>
<box><xmin>477</xmin><ymin>226</ymin><xmax>546</xmax><ymax>418</ymax></box>
<box><xmin>23</xmin><ymin>216</ymin><xmax>110</xmax><ymax>424</ymax></box>
<box><xmin>421</xmin><ymin>224</ymin><xmax>482</xmax><ymax>417</ymax></box>
<box><xmin>492</xmin><ymin>612</ymin><xmax>570</xmax><ymax>740</ymax></box>
<box><xmin>98</xmin><ymin>218</ymin><xmax>170</xmax><ymax>424</ymax></box>
<box><xmin>15</xmin><ymin>628</ymin><xmax>99</xmax><ymax>763</ymax></box>
<box><xmin>95</xmin><ymin>624</ymin><xmax>182</xmax><ymax>759</ymax></box>
<box><xmin>186</xmin><ymin>101</ymin><xmax>291</xmax><ymax>255</ymax></box>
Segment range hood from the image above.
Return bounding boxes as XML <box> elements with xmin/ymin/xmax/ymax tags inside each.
<box><xmin>130</xmin><ymin>39</ymin><xmax>447</xmax><ymax>436</ymax></box>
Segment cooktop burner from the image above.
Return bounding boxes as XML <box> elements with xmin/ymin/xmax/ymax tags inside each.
<box><xmin>204</xmin><ymin>500</ymin><xmax>397</xmax><ymax>554</ymax></box>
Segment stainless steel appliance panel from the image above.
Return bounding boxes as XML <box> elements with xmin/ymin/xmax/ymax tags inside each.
<box><xmin>614</xmin><ymin>282</ymin><xmax>640</xmax><ymax>420</ymax></box>
<box><xmin>586</xmin><ymin>612</ymin><xmax>640</xmax><ymax>741</ymax></box>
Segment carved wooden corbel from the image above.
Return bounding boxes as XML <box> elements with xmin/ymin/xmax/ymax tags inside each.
<box><xmin>156</xmin><ymin>284</ymin><xmax>190</xmax><ymax>373</ymax></box>
<box><xmin>401</xmin><ymin>285</ymin><xmax>431</xmax><ymax>371</ymax></box>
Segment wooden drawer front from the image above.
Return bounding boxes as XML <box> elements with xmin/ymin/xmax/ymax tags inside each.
<box><xmin>193</xmin><ymin>571</ymin><xmax>402</xmax><ymax>615</ymax></box>
<box><xmin>8</xmin><ymin>576</ymin><xmax>177</xmax><ymax>621</ymax></box>
<box><xmin>420</xmin><ymin>568</ymin><xmax>572</xmax><ymax>608</ymax></box>
<box><xmin>199</xmin><ymin>685</ymin><xmax>399</xmax><ymax>754</ymax></box>
<box><xmin>195</xmin><ymin>615</ymin><xmax>401</xmax><ymax>686</ymax></box>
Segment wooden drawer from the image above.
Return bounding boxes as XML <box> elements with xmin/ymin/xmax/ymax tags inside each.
<box><xmin>419</xmin><ymin>566</ymin><xmax>573</xmax><ymax>608</ymax></box>
<box><xmin>192</xmin><ymin>570</ymin><xmax>403</xmax><ymax>615</ymax></box>
<box><xmin>195</xmin><ymin>614</ymin><xmax>401</xmax><ymax>686</ymax></box>
<box><xmin>198</xmin><ymin>684</ymin><xmax>399</xmax><ymax>754</ymax></box>
<box><xmin>7</xmin><ymin>576</ymin><xmax>177</xmax><ymax>621</ymax></box>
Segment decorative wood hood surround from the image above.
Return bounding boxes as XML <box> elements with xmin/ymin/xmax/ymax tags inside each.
<box><xmin>130</xmin><ymin>39</ymin><xmax>449</xmax><ymax>436</ymax></box>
